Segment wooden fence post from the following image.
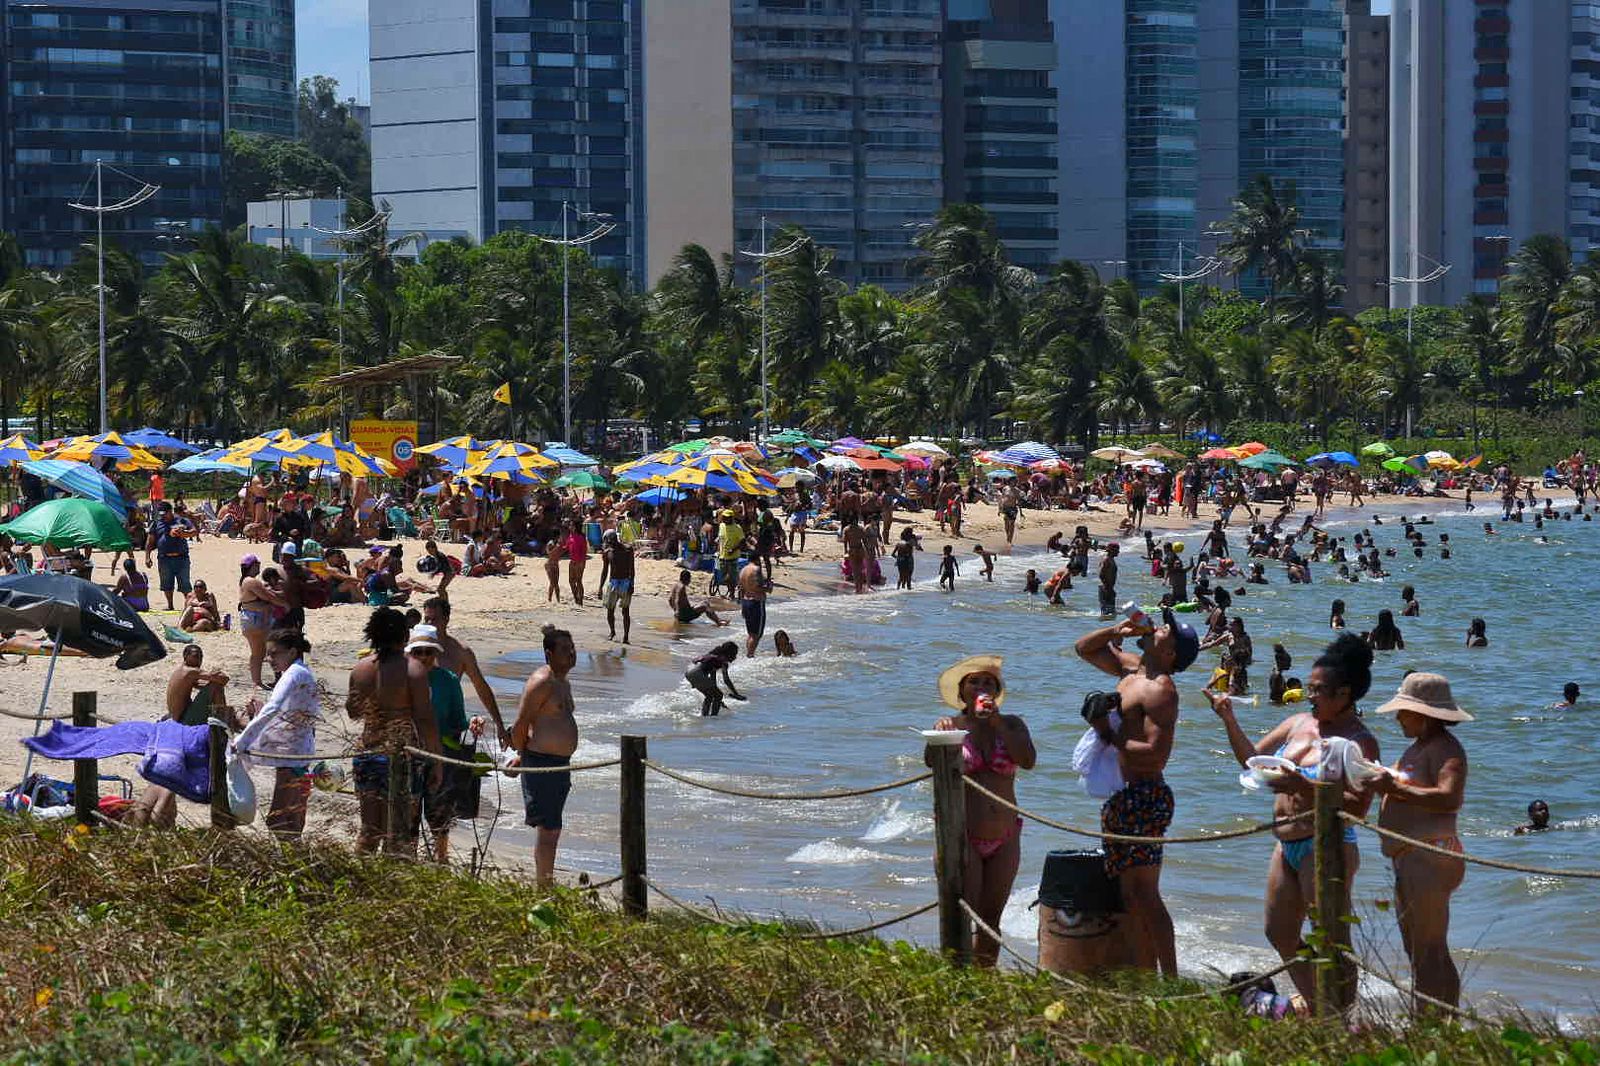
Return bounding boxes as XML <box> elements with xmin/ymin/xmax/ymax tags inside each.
<box><xmin>928</xmin><ymin>741</ymin><xmax>970</xmax><ymax>965</ymax></box>
<box><xmin>1312</xmin><ymin>779</ymin><xmax>1348</xmax><ymax>1016</ymax></box>
<box><xmin>208</xmin><ymin>717</ymin><xmax>235</xmax><ymax>830</ymax></box>
<box><xmin>387</xmin><ymin>750</ymin><xmax>412</xmax><ymax>854</ymax></box>
<box><xmin>620</xmin><ymin>735</ymin><xmax>648</xmax><ymax>918</ymax></box>
<box><xmin>72</xmin><ymin>692</ymin><xmax>97</xmax><ymax>827</ymax></box>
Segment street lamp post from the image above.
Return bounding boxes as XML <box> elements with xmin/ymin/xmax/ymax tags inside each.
<box><xmin>310</xmin><ymin>193</ymin><xmax>392</xmax><ymax>435</ymax></box>
<box><xmin>68</xmin><ymin>159</ymin><xmax>160</xmax><ymax>433</ymax></box>
<box><xmin>1158</xmin><ymin>240</ymin><xmax>1224</xmax><ymax>335</ymax></box>
<box><xmin>532</xmin><ymin>202</ymin><xmax>614</xmax><ymax>445</ymax></box>
<box><xmin>738</xmin><ymin>217</ymin><xmax>809</xmax><ymax>440</ymax></box>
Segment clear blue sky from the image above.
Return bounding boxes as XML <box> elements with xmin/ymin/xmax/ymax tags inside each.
<box><xmin>297</xmin><ymin>0</ymin><xmax>369</xmax><ymax>104</ymax></box>
<box><xmin>293</xmin><ymin>0</ymin><xmax>1395</xmax><ymax>108</ymax></box>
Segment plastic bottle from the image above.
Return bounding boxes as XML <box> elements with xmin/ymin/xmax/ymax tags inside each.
<box><xmin>1121</xmin><ymin>602</ymin><xmax>1155</xmax><ymax>633</ymax></box>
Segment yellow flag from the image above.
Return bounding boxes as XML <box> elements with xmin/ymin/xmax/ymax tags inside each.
<box><xmin>493</xmin><ymin>382</ymin><xmax>511</xmax><ymax>405</ymax></box>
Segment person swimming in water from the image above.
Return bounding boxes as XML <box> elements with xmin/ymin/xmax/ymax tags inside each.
<box><xmin>1329</xmin><ymin>599</ymin><xmax>1347</xmax><ymax>629</ymax></box>
<box><xmin>772</xmin><ymin>630</ymin><xmax>796</xmax><ymax>657</ymax></box>
<box><xmin>1401</xmin><ymin>585</ymin><xmax>1420</xmax><ymax>617</ymax></box>
<box><xmin>1368</xmin><ymin>609</ymin><xmax>1405</xmax><ymax>651</ymax></box>
<box><xmin>685</xmin><ymin>641</ymin><xmax>746</xmax><ymax>716</ymax></box>
<box><xmin>1465</xmin><ymin>617</ymin><xmax>1488</xmax><ymax>647</ymax></box>
<box><xmin>1514</xmin><ymin>800</ymin><xmax>1552</xmax><ymax>835</ymax></box>
<box><xmin>1023</xmin><ymin>568</ymin><xmax>1041</xmax><ymax>595</ymax></box>
<box><xmin>1555</xmin><ymin>681</ymin><xmax>1581</xmax><ymax>709</ymax></box>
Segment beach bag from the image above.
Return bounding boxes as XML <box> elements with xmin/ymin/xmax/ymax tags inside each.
<box><xmin>225</xmin><ymin>757</ymin><xmax>257</xmax><ymax>826</ymax></box>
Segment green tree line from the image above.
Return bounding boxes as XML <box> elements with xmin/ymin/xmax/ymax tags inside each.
<box><xmin>1</xmin><ymin>177</ymin><xmax>1597</xmax><ymax>451</ymax></box>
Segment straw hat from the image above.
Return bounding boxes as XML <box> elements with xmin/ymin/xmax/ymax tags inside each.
<box><xmin>1374</xmin><ymin>672</ymin><xmax>1473</xmax><ymax>722</ymax></box>
<box><xmin>937</xmin><ymin>654</ymin><xmax>1005</xmax><ymax>710</ymax></box>
<box><xmin>405</xmin><ymin>624</ymin><xmax>444</xmax><ymax>655</ymax></box>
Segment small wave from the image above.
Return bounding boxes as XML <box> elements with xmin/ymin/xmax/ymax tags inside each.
<box><xmin>786</xmin><ymin>840</ymin><xmax>898</xmax><ymax>865</ymax></box>
<box><xmin>860</xmin><ymin>799</ymin><xmax>933</xmax><ymax>843</ymax></box>
<box><xmin>1000</xmin><ymin>884</ymin><xmax>1037</xmax><ymax>942</ymax></box>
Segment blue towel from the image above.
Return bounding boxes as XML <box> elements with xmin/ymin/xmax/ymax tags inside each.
<box><xmin>23</xmin><ymin>720</ymin><xmax>212</xmax><ymax>803</ymax></box>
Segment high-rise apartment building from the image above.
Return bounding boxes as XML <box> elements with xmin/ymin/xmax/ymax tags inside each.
<box><xmin>1391</xmin><ymin>1</ymin><xmax>1588</xmax><ymax>307</ymax></box>
<box><xmin>369</xmin><ymin>0</ymin><xmax>644</xmax><ymax>277</ymax></box>
<box><xmin>0</xmin><ymin>0</ymin><xmax>227</xmax><ymax>269</ymax></box>
<box><xmin>1055</xmin><ymin>1</ymin><xmax>1385</xmax><ymax>305</ymax></box>
<box><xmin>1344</xmin><ymin>0</ymin><xmax>1388</xmax><ymax>312</ymax></box>
<box><xmin>944</xmin><ymin>1</ymin><xmax>1059</xmax><ymax>271</ymax></box>
<box><xmin>224</xmin><ymin>0</ymin><xmax>295</xmax><ymax>137</ymax></box>
<box><xmin>647</xmin><ymin>0</ymin><xmax>1054</xmax><ymax>290</ymax></box>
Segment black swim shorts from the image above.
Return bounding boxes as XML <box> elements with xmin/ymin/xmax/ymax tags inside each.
<box><xmin>518</xmin><ymin>750</ymin><xmax>573</xmax><ymax>831</ymax></box>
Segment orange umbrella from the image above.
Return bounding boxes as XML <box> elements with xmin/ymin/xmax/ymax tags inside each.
<box><xmin>1198</xmin><ymin>447</ymin><xmax>1238</xmax><ymax>460</ymax></box>
<box><xmin>1234</xmin><ymin>442</ymin><xmax>1268</xmax><ymax>456</ymax></box>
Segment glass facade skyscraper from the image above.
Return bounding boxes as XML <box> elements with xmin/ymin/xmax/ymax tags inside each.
<box><xmin>1238</xmin><ymin>0</ymin><xmax>1345</xmax><ymax>256</ymax></box>
<box><xmin>0</xmin><ymin>0</ymin><xmax>226</xmax><ymax>269</ymax></box>
<box><xmin>1124</xmin><ymin>0</ymin><xmax>1198</xmax><ymax>286</ymax></box>
<box><xmin>223</xmin><ymin>0</ymin><xmax>295</xmax><ymax>138</ymax></box>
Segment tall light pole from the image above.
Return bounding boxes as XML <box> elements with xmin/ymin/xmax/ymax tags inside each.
<box><xmin>1388</xmin><ymin>251</ymin><xmax>1451</xmax><ymax>439</ymax></box>
<box><xmin>311</xmin><ymin>193</ymin><xmax>392</xmax><ymax>434</ymax></box>
<box><xmin>532</xmin><ymin>202</ymin><xmax>614</xmax><ymax>445</ymax></box>
<box><xmin>69</xmin><ymin>160</ymin><xmax>160</xmax><ymax>433</ymax></box>
<box><xmin>738</xmin><ymin>217</ymin><xmax>809</xmax><ymax>440</ymax></box>
<box><xmin>1159</xmin><ymin>240</ymin><xmax>1224</xmax><ymax>335</ymax></box>
<box><xmin>1101</xmin><ymin>259</ymin><xmax>1127</xmax><ymax>281</ymax></box>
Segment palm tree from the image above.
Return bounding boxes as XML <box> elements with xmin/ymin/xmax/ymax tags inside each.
<box><xmin>1156</xmin><ymin>336</ymin><xmax>1234</xmax><ymax>434</ymax></box>
<box><xmin>1499</xmin><ymin>233</ymin><xmax>1574</xmax><ymax>403</ymax></box>
<box><xmin>836</xmin><ymin>285</ymin><xmax>906</xmax><ymax>378</ymax></box>
<box><xmin>1092</xmin><ymin>352</ymin><xmax>1161</xmax><ymax>441</ymax></box>
<box><xmin>1280</xmin><ymin>252</ymin><xmax>1345</xmax><ymax>333</ymax></box>
<box><xmin>1217</xmin><ymin>173</ymin><xmax>1304</xmax><ymax>313</ymax></box>
<box><xmin>1221</xmin><ymin>335</ymin><xmax>1279</xmax><ymax>420</ymax></box>
<box><xmin>803</xmin><ymin>360</ymin><xmax>869</xmax><ymax>435</ymax></box>
<box><xmin>867</xmin><ymin>347</ymin><xmax>943</xmax><ymax>439</ymax></box>
<box><xmin>765</xmin><ymin>228</ymin><xmax>842</xmax><ymax>423</ymax></box>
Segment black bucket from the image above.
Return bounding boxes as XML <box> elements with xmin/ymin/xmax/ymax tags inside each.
<box><xmin>1037</xmin><ymin>849</ymin><xmax>1123</xmax><ymax>914</ymax></box>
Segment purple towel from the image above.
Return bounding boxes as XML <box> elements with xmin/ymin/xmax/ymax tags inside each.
<box><xmin>23</xmin><ymin>720</ymin><xmax>213</xmax><ymax>803</ymax></box>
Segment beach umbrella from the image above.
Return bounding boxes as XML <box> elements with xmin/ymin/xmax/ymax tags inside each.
<box><xmin>829</xmin><ymin>436</ymin><xmax>870</xmax><ymax>453</ymax></box>
<box><xmin>1381</xmin><ymin>457</ymin><xmax>1414</xmax><ymax>474</ymax></box>
<box><xmin>18</xmin><ymin>459</ymin><xmax>128</xmax><ymax>518</ymax></box>
<box><xmin>1131</xmin><ymin>459</ymin><xmax>1167</xmax><ymax>472</ymax></box>
<box><xmin>995</xmin><ymin>441</ymin><xmax>1060</xmax><ymax>465</ymax></box>
<box><xmin>554</xmin><ymin>470</ymin><xmax>610</xmax><ymax>491</ymax></box>
<box><xmin>1234</xmin><ymin>441</ymin><xmax>1268</xmax><ymax>456</ymax></box>
<box><xmin>49</xmin><ymin>432</ymin><xmax>164</xmax><ymax>471</ymax></box>
<box><xmin>220</xmin><ymin>429</ymin><xmax>301</xmax><ymax>465</ymax></box>
<box><xmin>776</xmin><ymin>469</ymin><xmax>819</xmax><ymax>488</ymax></box>
<box><xmin>1361</xmin><ymin>441</ymin><xmax>1396</xmax><ymax>458</ymax></box>
<box><xmin>1187</xmin><ymin>429</ymin><xmax>1224</xmax><ymax>444</ymax></box>
<box><xmin>1090</xmin><ymin>445</ymin><xmax>1144</xmax><ymax>462</ymax></box>
<box><xmin>1030</xmin><ymin>457</ymin><xmax>1069</xmax><ymax>472</ymax></box>
<box><xmin>1305</xmin><ymin>451</ymin><xmax>1360</xmax><ymax>468</ymax></box>
<box><xmin>278</xmin><ymin>431</ymin><xmax>399</xmax><ymax>478</ymax></box>
<box><xmin>817</xmin><ymin>454</ymin><xmax>862</xmax><ymax>472</ymax></box>
<box><xmin>1198</xmin><ymin>447</ymin><xmax>1238</xmax><ymax>461</ymax></box>
<box><xmin>897</xmin><ymin>440</ymin><xmax>949</xmax><ymax>458</ymax></box>
<box><xmin>664</xmin><ymin>438</ymin><xmax>716</xmax><ymax>455</ymax></box>
<box><xmin>1425</xmin><ymin>450</ymin><xmax>1459</xmax><ymax>470</ymax></box>
<box><xmin>1464</xmin><ymin>453</ymin><xmax>1485</xmax><ymax>469</ymax></box>
<box><xmin>0</xmin><ymin>498</ymin><xmax>132</xmax><ymax>550</ymax></box>
<box><xmin>0</xmin><ymin>433</ymin><xmax>46</xmax><ymax>465</ymax></box>
<box><xmin>415</xmin><ymin>435</ymin><xmax>496</xmax><ymax>470</ymax></box>
<box><xmin>1238</xmin><ymin>450</ymin><xmax>1295</xmax><ymax>471</ymax></box>
<box><xmin>122</xmin><ymin>428</ymin><xmax>200</xmax><ymax>454</ymax></box>
<box><xmin>765</xmin><ymin>429</ymin><xmax>829</xmax><ymax>449</ymax></box>
<box><xmin>986</xmin><ymin>468</ymin><xmax>1017</xmax><ymax>480</ymax></box>
<box><xmin>541</xmin><ymin>443</ymin><xmax>600</xmax><ymax>467</ymax></box>
<box><xmin>665</xmin><ymin>451</ymin><xmax>777</xmax><ymax>495</ymax></box>
<box><xmin>900</xmin><ymin>455</ymin><xmax>930</xmax><ymax>471</ymax></box>
<box><xmin>853</xmin><ymin>455</ymin><xmax>904</xmax><ymax>472</ymax></box>
<box><xmin>463</xmin><ymin>441</ymin><xmax>557</xmax><ymax>482</ymax></box>
<box><xmin>632</xmin><ymin>486</ymin><xmax>687</xmax><ymax>506</ymax></box>
<box><xmin>0</xmin><ymin>573</ymin><xmax>165</xmax><ymax>668</ymax></box>
<box><xmin>169</xmin><ymin>447</ymin><xmax>253</xmax><ymax>475</ymax></box>
<box><xmin>1136</xmin><ymin>443</ymin><xmax>1183</xmax><ymax>459</ymax></box>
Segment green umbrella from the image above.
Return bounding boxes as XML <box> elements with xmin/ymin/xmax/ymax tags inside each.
<box><xmin>1239</xmin><ymin>450</ymin><xmax>1295</xmax><ymax>471</ymax></box>
<box><xmin>0</xmin><ymin>498</ymin><xmax>132</xmax><ymax>550</ymax></box>
<box><xmin>1361</xmin><ymin>441</ymin><xmax>1395</xmax><ymax>458</ymax></box>
<box><xmin>554</xmin><ymin>470</ymin><xmax>610</xmax><ymax>491</ymax></box>
<box><xmin>665</xmin><ymin>438</ymin><xmax>715</xmax><ymax>455</ymax></box>
<box><xmin>766</xmin><ymin>430</ymin><xmax>828</xmax><ymax>448</ymax></box>
<box><xmin>1381</xmin><ymin>457</ymin><xmax>1412</xmax><ymax>473</ymax></box>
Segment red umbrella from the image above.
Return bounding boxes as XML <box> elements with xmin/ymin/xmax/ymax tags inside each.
<box><xmin>1198</xmin><ymin>447</ymin><xmax>1238</xmax><ymax>460</ymax></box>
<box><xmin>1235</xmin><ymin>441</ymin><xmax>1268</xmax><ymax>456</ymax></box>
<box><xmin>853</xmin><ymin>456</ymin><xmax>903</xmax><ymax>473</ymax></box>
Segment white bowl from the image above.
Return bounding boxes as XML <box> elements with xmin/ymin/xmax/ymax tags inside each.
<box><xmin>920</xmin><ymin>729</ymin><xmax>968</xmax><ymax>746</ymax></box>
<box><xmin>1245</xmin><ymin>754</ymin><xmax>1297</xmax><ymax>785</ymax></box>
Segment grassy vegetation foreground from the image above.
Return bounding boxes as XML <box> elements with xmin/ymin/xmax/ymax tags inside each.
<box><xmin>0</xmin><ymin>826</ymin><xmax>1593</xmax><ymax>1064</ymax></box>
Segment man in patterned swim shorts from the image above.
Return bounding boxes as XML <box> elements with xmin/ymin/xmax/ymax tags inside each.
<box><xmin>1075</xmin><ymin>606</ymin><xmax>1199</xmax><ymax>978</ymax></box>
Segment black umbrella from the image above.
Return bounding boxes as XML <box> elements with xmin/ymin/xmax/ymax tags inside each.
<box><xmin>0</xmin><ymin>573</ymin><xmax>166</xmax><ymax>670</ymax></box>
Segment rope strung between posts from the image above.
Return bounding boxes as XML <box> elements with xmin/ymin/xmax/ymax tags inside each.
<box><xmin>405</xmin><ymin>746</ymin><xmax>621</xmax><ymax>775</ymax></box>
<box><xmin>235</xmin><ymin>746</ymin><xmax>359</xmax><ymax>762</ymax></box>
<box><xmin>963</xmin><ymin>777</ymin><xmax>1312</xmax><ymax>845</ymax></box>
<box><xmin>643</xmin><ymin>877</ymin><xmax>937</xmax><ymax>940</ymax></box>
<box><xmin>643</xmin><ymin>760</ymin><xmax>933</xmax><ymax>801</ymax></box>
<box><xmin>0</xmin><ymin>706</ymin><xmax>123</xmax><ymax>724</ymax></box>
<box><xmin>959</xmin><ymin>899</ymin><xmax>1305</xmax><ymax>1003</ymax></box>
<box><xmin>1337</xmin><ymin>948</ymin><xmax>1482</xmax><ymax>1023</ymax></box>
<box><xmin>583</xmin><ymin>875</ymin><xmax>624</xmax><ymax>891</ymax></box>
<box><xmin>1341</xmin><ymin>814</ymin><xmax>1600</xmax><ymax>880</ymax></box>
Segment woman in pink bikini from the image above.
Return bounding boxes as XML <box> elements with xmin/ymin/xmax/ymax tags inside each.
<box><xmin>934</xmin><ymin>654</ymin><xmax>1036</xmax><ymax>966</ymax></box>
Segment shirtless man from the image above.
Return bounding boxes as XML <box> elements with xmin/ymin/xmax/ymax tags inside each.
<box><xmin>1074</xmin><ymin>608</ymin><xmax>1200</xmax><ymax>977</ymax></box>
<box><xmin>842</xmin><ymin>520</ymin><xmax>869</xmax><ymax>594</ymax></box>
<box><xmin>1097</xmin><ymin>542</ymin><xmax>1120</xmax><ymax>619</ymax></box>
<box><xmin>422</xmin><ymin>596</ymin><xmax>509</xmax><ymax>745</ymax></box>
<box><xmin>347</xmin><ymin>607</ymin><xmax>443</xmax><ymax>854</ymax></box>
<box><xmin>998</xmin><ymin>484</ymin><xmax>1021</xmax><ymax>545</ymax></box>
<box><xmin>737</xmin><ymin>558</ymin><xmax>768</xmax><ymax>656</ymax></box>
<box><xmin>1370</xmin><ymin>672</ymin><xmax>1472</xmax><ymax>1010</ymax></box>
<box><xmin>600</xmin><ymin>533</ymin><xmax>636</xmax><ymax>644</ymax></box>
<box><xmin>508</xmin><ymin>626</ymin><xmax>579</xmax><ymax>884</ymax></box>
<box><xmin>128</xmin><ymin>646</ymin><xmax>233</xmax><ymax>828</ymax></box>
<box><xmin>669</xmin><ymin>570</ymin><xmax>728</xmax><ymax>627</ymax></box>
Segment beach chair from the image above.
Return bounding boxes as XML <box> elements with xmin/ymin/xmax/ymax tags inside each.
<box><xmin>12</xmin><ymin>555</ymin><xmax>34</xmax><ymax>575</ymax></box>
<box><xmin>388</xmin><ymin>506</ymin><xmax>419</xmax><ymax>538</ymax></box>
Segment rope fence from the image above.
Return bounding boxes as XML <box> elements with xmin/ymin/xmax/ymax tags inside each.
<box><xmin>30</xmin><ymin>703</ymin><xmax>1597</xmax><ymax>1025</ymax></box>
<box><xmin>1339</xmin><ymin>948</ymin><xmax>1481</xmax><ymax>1022</ymax></box>
<box><xmin>643</xmin><ymin>760</ymin><xmax>932</xmax><ymax>802</ymax></box>
<box><xmin>963</xmin><ymin>776</ymin><xmax>1313</xmax><ymax>845</ymax></box>
<box><xmin>1341</xmin><ymin>815</ymin><xmax>1600</xmax><ymax>880</ymax></box>
<box><xmin>2</xmin><ymin>705</ymin><xmax>123</xmax><ymax>725</ymax></box>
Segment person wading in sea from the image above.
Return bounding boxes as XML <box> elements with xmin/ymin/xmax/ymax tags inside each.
<box><xmin>1074</xmin><ymin>607</ymin><xmax>1200</xmax><ymax>978</ymax></box>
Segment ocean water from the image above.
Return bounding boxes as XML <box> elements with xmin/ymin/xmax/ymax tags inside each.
<box><xmin>479</xmin><ymin>500</ymin><xmax>1600</xmax><ymax>1018</ymax></box>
